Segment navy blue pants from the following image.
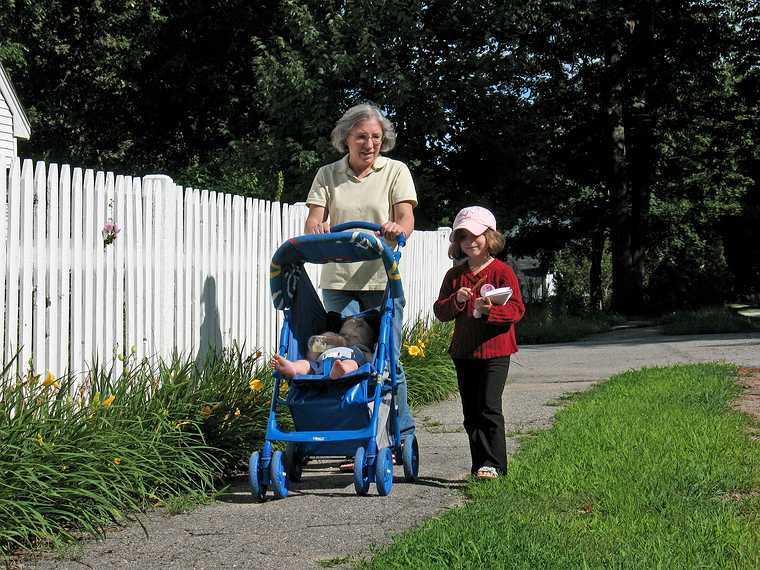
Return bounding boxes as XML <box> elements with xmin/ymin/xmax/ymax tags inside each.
<box><xmin>453</xmin><ymin>356</ymin><xmax>510</xmax><ymax>474</ymax></box>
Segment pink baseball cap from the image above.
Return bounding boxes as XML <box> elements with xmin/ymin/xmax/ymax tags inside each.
<box><xmin>450</xmin><ymin>206</ymin><xmax>497</xmax><ymax>241</ymax></box>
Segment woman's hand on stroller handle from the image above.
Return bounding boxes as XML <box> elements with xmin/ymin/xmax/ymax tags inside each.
<box><xmin>306</xmin><ymin>221</ymin><xmax>331</xmax><ymax>234</ymax></box>
<box><xmin>329</xmin><ymin>221</ymin><xmax>406</xmax><ymax>247</ymax></box>
<box><xmin>379</xmin><ymin>221</ymin><xmax>407</xmax><ymax>246</ymax></box>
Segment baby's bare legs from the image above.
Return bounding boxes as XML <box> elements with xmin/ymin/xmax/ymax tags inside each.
<box><xmin>330</xmin><ymin>359</ymin><xmax>359</xmax><ymax>380</ymax></box>
<box><xmin>272</xmin><ymin>354</ymin><xmax>311</xmax><ymax>378</ymax></box>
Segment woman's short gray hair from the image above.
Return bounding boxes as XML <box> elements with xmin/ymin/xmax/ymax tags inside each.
<box><xmin>330</xmin><ymin>103</ymin><xmax>397</xmax><ymax>154</ymax></box>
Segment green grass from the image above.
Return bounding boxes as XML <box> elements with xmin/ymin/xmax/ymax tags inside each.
<box><xmin>161</xmin><ymin>490</ymin><xmax>218</xmax><ymax>515</ymax></box>
<box><xmin>317</xmin><ymin>555</ymin><xmax>353</xmax><ymax>567</ymax></box>
<box><xmin>660</xmin><ymin>306</ymin><xmax>758</xmax><ymax>335</ymax></box>
<box><xmin>359</xmin><ymin>363</ymin><xmax>760</xmax><ymax>569</ymax></box>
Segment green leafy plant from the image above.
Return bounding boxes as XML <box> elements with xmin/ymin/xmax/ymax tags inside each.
<box><xmin>0</xmin><ymin>320</ymin><xmax>457</xmax><ymax>557</ymax></box>
<box><xmin>0</xmin><ymin>356</ymin><xmax>222</xmax><ymax>556</ymax></box>
<box><xmin>400</xmin><ymin>319</ymin><xmax>457</xmax><ymax>409</ymax></box>
<box><xmin>0</xmin><ymin>345</ymin><xmax>278</xmax><ymax>556</ymax></box>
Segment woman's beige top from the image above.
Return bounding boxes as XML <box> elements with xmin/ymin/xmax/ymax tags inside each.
<box><xmin>306</xmin><ymin>155</ymin><xmax>417</xmax><ymax>291</ymax></box>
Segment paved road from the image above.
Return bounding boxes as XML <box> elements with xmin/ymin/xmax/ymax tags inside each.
<box><xmin>25</xmin><ymin>327</ymin><xmax>760</xmax><ymax>570</ymax></box>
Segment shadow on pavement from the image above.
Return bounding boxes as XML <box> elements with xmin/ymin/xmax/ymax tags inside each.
<box><xmin>217</xmin><ymin>471</ymin><xmax>467</xmax><ymax>504</ymax></box>
<box><xmin>523</xmin><ymin>330</ymin><xmax>760</xmax><ymax>349</ymax></box>
<box><xmin>412</xmin><ymin>476</ymin><xmax>468</xmax><ymax>490</ymax></box>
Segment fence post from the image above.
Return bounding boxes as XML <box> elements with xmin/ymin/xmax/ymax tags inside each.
<box><xmin>19</xmin><ymin>160</ymin><xmax>34</xmax><ymax>375</ymax></box>
<box><xmin>143</xmin><ymin>174</ymin><xmax>175</xmax><ymax>360</ymax></box>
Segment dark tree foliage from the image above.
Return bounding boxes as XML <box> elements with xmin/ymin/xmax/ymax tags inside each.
<box><xmin>505</xmin><ymin>0</ymin><xmax>756</xmax><ymax>312</ymax></box>
<box><xmin>720</xmin><ymin>1</ymin><xmax>760</xmax><ymax>301</ymax></box>
<box><xmin>0</xmin><ymin>1</ymin><xmax>161</xmax><ymax>167</ymax></box>
<box><xmin>1</xmin><ymin>0</ymin><xmax>756</xmax><ymax>312</ymax></box>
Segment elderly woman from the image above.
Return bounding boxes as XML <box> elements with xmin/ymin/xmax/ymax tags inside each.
<box><xmin>304</xmin><ymin>102</ymin><xmax>417</xmax><ymax>449</ymax></box>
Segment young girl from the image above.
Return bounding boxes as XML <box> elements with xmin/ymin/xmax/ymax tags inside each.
<box><xmin>433</xmin><ymin>206</ymin><xmax>525</xmax><ymax>479</ymax></box>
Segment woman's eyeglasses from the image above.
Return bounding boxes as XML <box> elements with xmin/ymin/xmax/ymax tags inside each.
<box><xmin>351</xmin><ymin>133</ymin><xmax>383</xmax><ymax>145</ymax></box>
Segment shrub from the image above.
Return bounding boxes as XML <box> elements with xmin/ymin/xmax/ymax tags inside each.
<box><xmin>0</xmin><ymin>356</ymin><xmax>220</xmax><ymax>555</ymax></box>
<box><xmin>0</xmin><ymin>346</ymin><xmax>281</xmax><ymax>555</ymax></box>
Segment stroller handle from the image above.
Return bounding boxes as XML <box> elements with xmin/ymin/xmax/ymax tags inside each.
<box><xmin>330</xmin><ymin>221</ymin><xmax>407</xmax><ymax>247</ymax></box>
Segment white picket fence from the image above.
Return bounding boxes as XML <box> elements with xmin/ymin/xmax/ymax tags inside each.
<box><xmin>0</xmin><ymin>158</ymin><xmax>453</xmax><ymax>380</ymax></box>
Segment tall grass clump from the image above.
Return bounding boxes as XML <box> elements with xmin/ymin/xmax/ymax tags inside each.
<box><xmin>0</xmin><ymin>346</ymin><xmax>277</xmax><ymax>556</ymax></box>
<box><xmin>400</xmin><ymin>319</ymin><xmax>457</xmax><ymax>409</ymax></box>
<box><xmin>361</xmin><ymin>363</ymin><xmax>760</xmax><ymax>569</ymax></box>
<box><xmin>182</xmin><ymin>345</ymin><xmax>290</xmax><ymax>474</ymax></box>
<box><xmin>660</xmin><ymin>306</ymin><xmax>757</xmax><ymax>335</ymax></box>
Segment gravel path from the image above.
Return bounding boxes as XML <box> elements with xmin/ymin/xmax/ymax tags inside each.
<box><xmin>23</xmin><ymin>327</ymin><xmax>760</xmax><ymax>570</ymax></box>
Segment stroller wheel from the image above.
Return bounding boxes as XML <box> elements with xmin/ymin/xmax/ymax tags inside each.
<box><xmin>248</xmin><ymin>451</ymin><xmax>267</xmax><ymax>501</ymax></box>
<box><xmin>270</xmin><ymin>450</ymin><xmax>289</xmax><ymax>499</ymax></box>
<box><xmin>375</xmin><ymin>447</ymin><xmax>394</xmax><ymax>496</ymax></box>
<box><xmin>353</xmin><ymin>447</ymin><xmax>370</xmax><ymax>496</ymax></box>
<box><xmin>402</xmin><ymin>435</ymin><xmax>420</xmax><ymax>482</ymax></box>
<box><xmin>285</xmin><ymin>443</ymin><xmax>303</xmax><ymax>482</ymax></box>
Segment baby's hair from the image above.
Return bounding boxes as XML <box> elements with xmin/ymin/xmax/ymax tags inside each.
<box><xmin>448</xmin><ymin>227</ymin><xmax>505</xmax><ymax>260</ymax></box>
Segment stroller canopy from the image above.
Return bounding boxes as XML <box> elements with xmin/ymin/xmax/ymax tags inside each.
<box><xmin>270</xmin><ymin>230</ymin><xmax>403</xmax><ymax>310</ymax></box>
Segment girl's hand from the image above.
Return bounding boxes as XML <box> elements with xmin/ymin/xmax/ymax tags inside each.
<box><xmin>474</xmin><ymin>296</ymin><xmax>492</xmax><ymax>315</ymax></box>
<box><xmin>455</xmin><ymin>287</ymin><xmax>472</xmax><ymax>304</ymax></box>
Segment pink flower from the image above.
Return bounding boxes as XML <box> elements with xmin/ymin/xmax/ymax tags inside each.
<box><xmin>102</xmin><ymin>220</ymin><xmax>121</xmax><ymax>247</ymax></box>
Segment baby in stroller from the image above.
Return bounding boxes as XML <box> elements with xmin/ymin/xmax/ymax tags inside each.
<box><xmin>272</xmin><ymin>317</ymin><xmax>376</xmax><ymax>380</ymax></box>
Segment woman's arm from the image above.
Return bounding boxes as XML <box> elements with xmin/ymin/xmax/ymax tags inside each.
<box><xmin>304</xmin><ymin>205</ymin><xmax>330</xmax><ymax>234</ymax></box>
<box><xmin>381</xmin><ymin>201</ymin><xmax>415</xmax><ymax>241</ymax></box>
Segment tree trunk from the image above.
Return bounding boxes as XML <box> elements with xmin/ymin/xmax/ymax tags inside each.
<box><xmin>605</xmin><ymin>30</ymin><xmax>637</xmax><ymax>314</ymax></box>
<box><xmin>589</xmin><ymin>231</ymin><xmax>605</xmax><ymax>311</ymax></box>
<box><xmin>627</xmin><ymin>3</ymin><xmax>657</xmax><ymax>313</ymax></box>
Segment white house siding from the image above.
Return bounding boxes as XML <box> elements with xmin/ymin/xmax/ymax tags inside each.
<box><xmin>509</xmin><ymin>256</ymin><xmax>553</xmax><ymax>303</ymax></box>
<box><xmin>0</xmin><ymin>97</ymin><xmax>10</xmax><ymax>260</ymax></box>
<box><xmin>0</xmin><ymin>96</ymin><xmax>14</xmax><ymax>159</ymax></box>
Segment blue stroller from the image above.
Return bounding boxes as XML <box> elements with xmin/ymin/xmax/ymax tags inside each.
<box><xmin>248</xmin><ymin>221</ymin><xmax>420</xmax><ymax>500</ymax></box>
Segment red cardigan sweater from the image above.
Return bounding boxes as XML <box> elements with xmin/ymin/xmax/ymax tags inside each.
<box><xmin>433</xmin><ymin>259</ymin><xmax>525</xmax><ymax>359</ymax></box>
